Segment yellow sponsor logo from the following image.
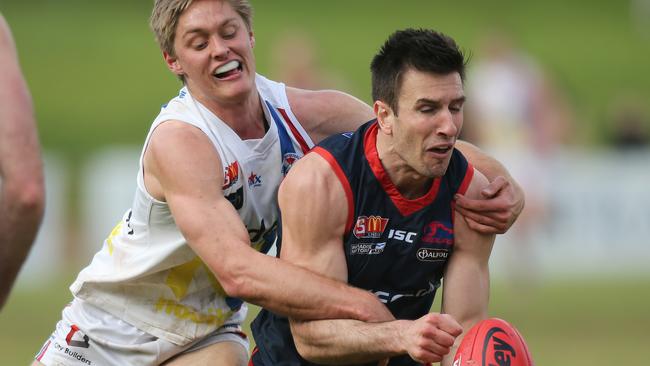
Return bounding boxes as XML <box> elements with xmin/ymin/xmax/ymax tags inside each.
<box><xmin>155</xmin><ymin>257</ymin><xmax>231</xmax><ymax>325</ymax></box>
<box><xmin>105</xmin><ymin>222</ymin><xmax>123</xmax><ymax>256</ymax></box>
<box><xmin>154</xmin><ymin>299</ymin><xmax>233</xmax><ymax>326</ymax></box>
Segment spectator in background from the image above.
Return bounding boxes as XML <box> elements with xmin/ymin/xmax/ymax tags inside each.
<box><xmin>463</xmin><ymin>29</ymin><xmax>573</xmax><ymax>284</ymax></box>
<box><xmin>608</xmin><ymin>94</ymin><xmax>650</xmax><ymax>150</ymax></box>
<box><xmin>0</xmin><ymin>13</ymin><xmax>45</xmax><ymax>310</ymax></box>
<box><xmin>631</xmin><ymin>0</ymin><xmax>650</xmax><ymax>38</ymax></box>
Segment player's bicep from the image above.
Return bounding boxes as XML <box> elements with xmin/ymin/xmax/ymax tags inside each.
<box><xmin>145</xmin><ymin>122</ymin><xmax>250</xmax><ymax>255</ymax></box>
<box><xmin>454</xmin><ymin>169</ymin><xmax>495</xmax><ymax>255</ymax></box>
<box><xmin>278</xmin><ymin>152</ymin><xmax>349</xmax><ymax>282</ymax></box>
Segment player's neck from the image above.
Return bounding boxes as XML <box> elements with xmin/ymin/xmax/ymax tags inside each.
<box><xmin>376</xmin><ymin>133</ymin><xmax>433</xmax><ymax>200</ymax></box>
<box><xmin>200</xmin><ymin>90</ymin><xmax>268</xmax><ymax>140</ymax></box>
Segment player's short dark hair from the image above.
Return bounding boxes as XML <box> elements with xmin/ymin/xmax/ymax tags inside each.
<box><xmin>371</xmin><ymin>28</ymin><xmax>468</xmax><ymax>114</ymax></box>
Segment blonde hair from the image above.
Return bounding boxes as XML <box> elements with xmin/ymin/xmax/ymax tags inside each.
<box><xmin>150</xmin><ymin>0</ymin><xmax>253</xmax><ymax>56</ymax></box>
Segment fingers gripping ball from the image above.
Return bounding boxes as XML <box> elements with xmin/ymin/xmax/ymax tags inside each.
<box><xmin>453</xmin><ymin>318</ymin><xmax>533</xmax><ymax>366</ymax></box>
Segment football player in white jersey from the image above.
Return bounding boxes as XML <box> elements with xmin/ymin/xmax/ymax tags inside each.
<box><xmin>34</xmin><ymin>1</ymin><xmax>524</xmax><ymax>365</ymax></box>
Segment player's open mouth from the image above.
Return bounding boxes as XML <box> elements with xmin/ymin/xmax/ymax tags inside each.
<box><xmin>213</xmin><ymin>60</ymin><xmax>242</xmax><ymax>79</ymax></box>
<box><xmin>427</xmin><ymin>144</ymin><xmax>453</xmax><ymax>157</ymax></box>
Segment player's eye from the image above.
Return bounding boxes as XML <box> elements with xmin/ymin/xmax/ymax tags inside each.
<box><xmin>222</xmin><ymin>25</ymin><xmax>238</xmax><ymax>39</ymax></box>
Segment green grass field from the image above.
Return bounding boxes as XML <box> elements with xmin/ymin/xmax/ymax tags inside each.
<box><xmin>2</xmin><ymin>277</ymin><xmax>648</xmax><ymax>365</ymax></box>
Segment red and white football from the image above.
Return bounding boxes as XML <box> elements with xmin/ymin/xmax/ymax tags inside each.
<box><xmin>453</xmin><ymin>318</ymin><xmax>534</xmax><ymax>366</ymax></box>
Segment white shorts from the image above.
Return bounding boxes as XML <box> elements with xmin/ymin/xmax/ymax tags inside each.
<box><xmin>35</xmin><ymin>298</ymin><xmax>249</xmax><ymax>366</ymax></box>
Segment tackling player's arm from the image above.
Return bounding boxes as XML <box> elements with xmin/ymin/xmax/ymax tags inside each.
<box><xmin>142</xmin><ymin>121</ymin><xmax>392</xmax><ymax>322</ymax></box>
<box><xmin>283</xmin><ymin>152</ymin><xmax>461</xmax><ymax>365</ymax></box>
<box><xmin>0</xmin><ymin>14</ymin><xmax>45</xmax><ymax>310</ymax></box>
<box><xmin>287</xmin><ymin>88</ymin><xmax>525</xmax><ymax>235</ymax></box>
<box><xmin>286</xmin><ymin>87</ymin><xmax>374</xmax><ymax>143</ymax></box>
<box><xmin>440</xmin><ymin>168</ymin><xmax>496</xmax><ymax>366</ymax></box>
<box><xmin>454</xmin><ymin>140</ymin><xmax>525</xmax><ymax>234</ymax></box>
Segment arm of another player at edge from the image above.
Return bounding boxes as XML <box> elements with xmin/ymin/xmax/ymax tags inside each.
<box><xmin>286</xmin><ymin>87</ymin><xmax>374</xmax><ymax>143</ymax></box>
<box><xmin>440</xmin><ymin>169</ymin><xmax>496</xmax><ymax>366</ymax></box>
<box><xmin>280</xmin><ymin>153</ymin><xmax>406</xmax><ymax>364</ymax></box>
<box><xmin>0</xmin><ymin>14</ymin><xmax>45</xmax><ymax>310</ymax></box>
<box><xmin>454</xmin><ymin>140</ymin><xmax>525</xmax><ymax>234</ymax></box>
<box><xmin>144</xmin><ymin>123</ymin><xmax>390</xmax><ymax>322</ymax></box>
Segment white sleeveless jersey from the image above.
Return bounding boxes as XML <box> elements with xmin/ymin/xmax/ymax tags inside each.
<box><xmin>70</xmin><ymin>74</ymin><xmax>314</xmax><ymax>346</ymax></box>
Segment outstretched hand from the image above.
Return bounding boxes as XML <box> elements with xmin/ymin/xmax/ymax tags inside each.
<box><xmin>454</xmin><ymin>176</ymin><xmax>525</xmax><ymax>234</ymax></box>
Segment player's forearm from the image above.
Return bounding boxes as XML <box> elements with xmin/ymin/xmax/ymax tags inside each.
<box><xmin>455</xmin><ymin>140</ymin><xmax>512</xmax><ymax>182</ymax></box>
<box><xmin>0</xmin><ymin>181</ymin><xmax>45</xmax><ymax>309</ymax></box>
<box><xmin>440</xmin><ymin>256</ymin><xmax>491</xmax><ymax>366</ymax></box>
<box><xmin>440</xmin><ymin>307</ymin><xmax>487</xmax><ymax>366</ymax></box>
<box><xmin>291</xmin><ymin>318</ymin><xmax>406</xmax><ymax>364</ymax></box>
<box><xmin>218</xmin><ymin>249</ymin><xmax>392</xmax><ymax>322</ymax></box>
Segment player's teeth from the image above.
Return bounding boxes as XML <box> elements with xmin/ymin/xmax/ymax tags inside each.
<box><xmin>215</xmin><ymin>60</ymin><xmax>239</xmax><ymax>74</ymax></box>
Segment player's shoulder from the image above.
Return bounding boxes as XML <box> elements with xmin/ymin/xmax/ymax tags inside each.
<box><xmin>285</xmin><ymin>151</ymin><xmax>334</xmax><ymax>185</ymax></box>
<box><xmin>448</xmin><ymin>148</ymin><xmax>488</xmax><ymax>200</ymax></box>
<box><xmin>150</xmin><ymin>120</ymin><xmax>208</xmax><ymax>146</ymax></box>
<box><xmin>286</xmin><ymin>87</ymin><xmax>371</xmax><ymax>142</ymax></box>
<box><xmin>280</xmin><ymin>150</ymin><xmax>342</xmax><ymax>202</ymax></box>
<box><xmin>285</xmin><ymin>87</ymin><xmax>331</xmax><ymax>127</ymax></box>
<box><xmin>464</xmin><ymin>168</ymin><xmax>488</xmax><ymax>200</ymax></box>
<box><xmin>146</xmin><ymin>120</ymin><xmax>222</xmax><ymax>176</ymax></box>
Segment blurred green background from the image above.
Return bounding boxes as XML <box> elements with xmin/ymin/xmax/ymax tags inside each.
<box><xmin>1</xmin><ymin>0</ymin><xmax>649</xmax><ymax>364</ymax></box>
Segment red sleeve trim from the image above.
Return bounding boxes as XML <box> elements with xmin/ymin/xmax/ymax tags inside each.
<box><xmin>248</xmin><ymin>347</ymin><xmax>259</xmax><ymax>366</ymax></box>
<box><xmin>457</xmin><ymin>162</ymin><xmax>474</xmax><ymax>196</ymax></box>
<box><xmin>278</xmin><ymin>107</ymin><xmax>311</xmax><ymax>153</ymax></box>
<box><xmin>311</xmin><ymin>146</ymin><xmax>355</xmax><ymax>234</ymax></box>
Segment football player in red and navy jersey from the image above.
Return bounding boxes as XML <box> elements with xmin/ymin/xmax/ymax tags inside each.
<box><xmin>251</xmin><ymin>29</ymin><xmax>496</xmax><ymax>366</ymax></box>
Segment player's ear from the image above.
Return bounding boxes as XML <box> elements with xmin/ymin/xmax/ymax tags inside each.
<box><xmin>163</xmin><ymin>51</ymin><xmax>184</xmax><ymax>77</ymax></box>
<box><xmin>249</xmin><ymin>31</ymin><xmax>255</xmax><ymax>48</ymax></box>
<box><xmin>374</xmin><ymin>100</ymin><xmax>393</xmax><ymax>135</ymax></box>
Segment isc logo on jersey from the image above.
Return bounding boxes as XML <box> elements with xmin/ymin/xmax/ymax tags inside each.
<box><xmin>387</xmin><ymin>229</ymin><xmax>417</xmax><ymax>244</ymax></box>
<box><xmin>353</xmin><ymin>216</ymin><xmax>389</xmax><ymax>239</ymax></box>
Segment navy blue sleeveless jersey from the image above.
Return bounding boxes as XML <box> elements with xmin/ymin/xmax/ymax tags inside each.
<box><xmin>251</xmin><ymin>120</ymin><xmax>474</xmax><ymax>366</ymax></box>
